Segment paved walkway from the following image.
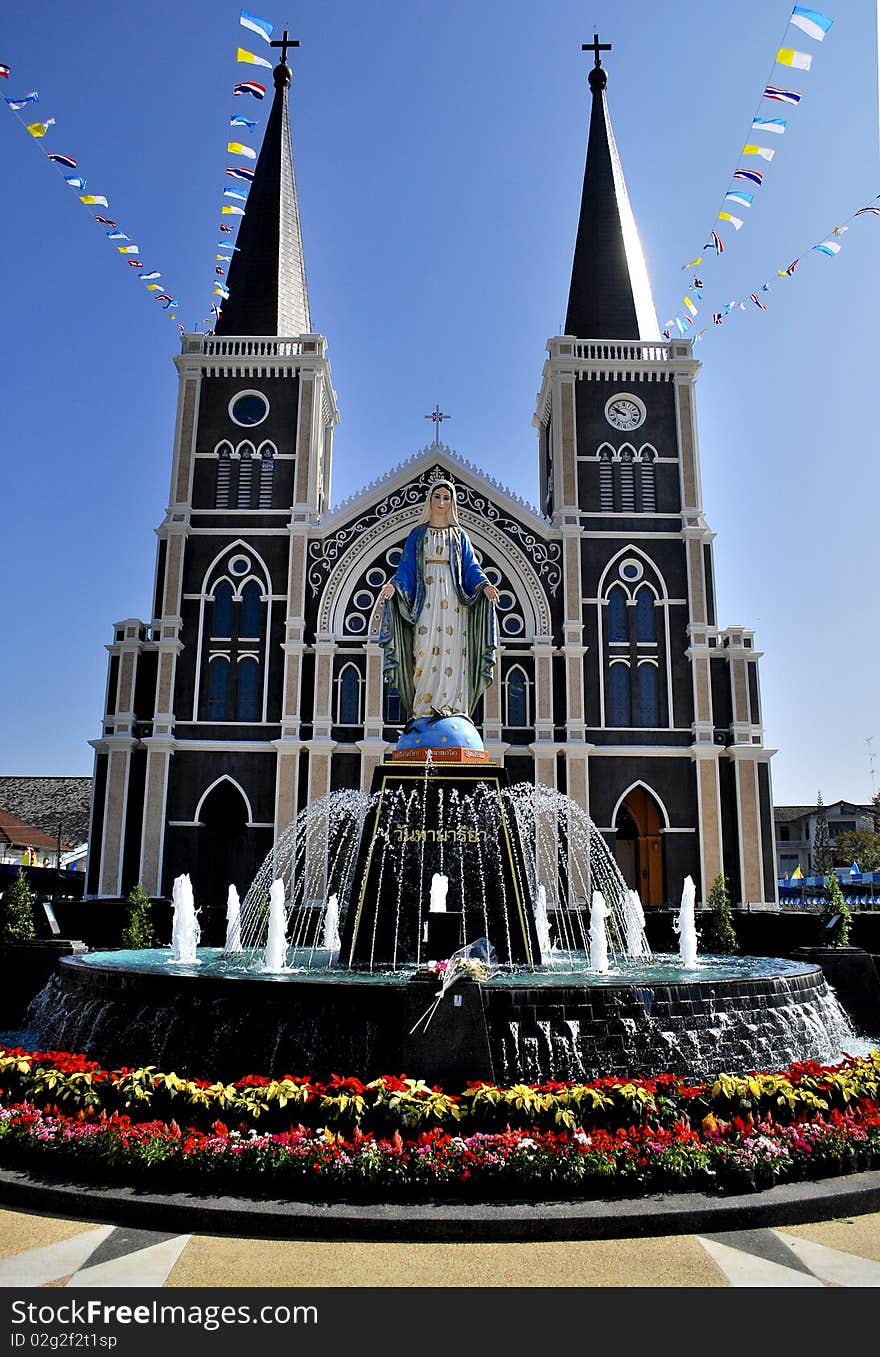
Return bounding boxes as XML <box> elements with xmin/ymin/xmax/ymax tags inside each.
<box><xmin>2</xmin><ymin>1200</ymin><xmax>880</xmax><ymax>1288</ymax></box>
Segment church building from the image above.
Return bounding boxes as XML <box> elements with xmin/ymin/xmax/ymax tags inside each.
<box><xmin>86</xmin><ymin>40</ymin><xmax>778</xmax><ymax>911</ymax></box>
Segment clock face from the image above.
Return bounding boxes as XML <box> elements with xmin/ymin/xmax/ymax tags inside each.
<box><xmin>605</xmin><ymin>395</ymin><xmax>645</xmax><ymax>431</ymax></box>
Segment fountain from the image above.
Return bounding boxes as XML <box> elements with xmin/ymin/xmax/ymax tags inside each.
<box><xmin>674</xmin><ymin>874</ymin><xmax>699</xmax><ymax>969</ymax></box>
<box><xmin>169</xmin><ymin>873</ymin><xmax>200</xmax><ymax>964</ymax></box>
<box><xmin>26</xmin><ymin>777</ymin><xmax>864</xmax><ymax>1086</ymax></box>
<box><xmin>224</xmin><ymin>884</ymin><xmax>242</xmax><ymax>954</ymax></box>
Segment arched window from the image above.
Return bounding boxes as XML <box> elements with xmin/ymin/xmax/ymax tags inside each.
<box><xmin>257</xmin><ymin>444</ymin><xmax>275</xmax><ymax>508</ymax></box>
<box><xmin>618</xmin><ymin>448</ymin><xmax>636</xmax><ymax>512</ymax></box>
<box><xmin>638</xmin><ymin>447</ymin><xmax>657</xmax><ymax>513</ymax></box>
<box><xmin>235</xmin><ymin>657</ymin><xmax>260</xmax><ymax>721</ymax></box>
<box><xmin>338</xmin><ymin>665</ymin><xmax>362</xmax><ymax>725</ymax></box>
<box><xmin>212</xmin><ymin>582</ymin><xmax>233</xmax><ymax>638</ymax></box>
<box><xmin>237</xmin><ymin>451</ymin><xmax>254</xmax><ymax>508</ymax></box>
<box><xmin>599</xmin><ymin>447</ymin><xmax>614</xmax><ymax>512</ymax></box>
<box><xmin>608</xmin><ymin>586</ymin><xmax>628</xmax><ymax>643</ymax></box>
<box><xmin>240</xmin><ymin>581</ymin><xmax>262</xmax><ymax>638</ymax></box>
<box><xmin>609</xmin><ymin>663</ymin><xmax>631</xmax><ymax>727</ymax></box>
<box><xmin>207</xmin><ymin>656</ymin><xmax>230</xmax><ymax>721</ymax></box>
<box><xmin>637</xmin><ymin>663</ymin><xmax>659</xmax><ymax>727</ymax></box>
<box><xmin>216</xmin><ymin>443</ymin><xmax>233</xmax><ymax>508</ymax></box>
<box><xmin>506</xmin><ymin>666</ymin><xmax>529</xmax><ymax>727</ymax></box>
<box><xmin>635</xmin><ymin>587</ymin><xmax>656</xmax><ymax>642</ymax></box>
<box><xmin>384</xmin><ymin>685</ymin><xmax>402</xmax><ymax>724</ymax></box>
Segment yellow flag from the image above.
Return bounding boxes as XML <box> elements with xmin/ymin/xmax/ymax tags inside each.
<box><xmin>791</xmin><ymin>864</ymin><xmax>804</xmax><ymax>880</ymax></box>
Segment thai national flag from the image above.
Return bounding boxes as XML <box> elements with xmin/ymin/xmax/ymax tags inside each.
<box><xmin>233</xmin><ymin>81</ymin><xmax>266</xmax><ymax>100</ymax></box>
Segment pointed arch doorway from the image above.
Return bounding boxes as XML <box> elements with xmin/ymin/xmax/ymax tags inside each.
<box><xmin>614</xmin><ymin>785</ymin><xmax>665</xmax><ymax>906</ymax></box>
<box><xmin>196</xmin><ymin>778</ymin><xmax>251</xmax><ymax>912</ymax></box>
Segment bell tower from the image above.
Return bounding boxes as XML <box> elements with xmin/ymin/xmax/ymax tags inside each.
<box><xmin>534</xmin><ymin>36</ymin><xmax>777</xmax><ymax>905</ymax></box>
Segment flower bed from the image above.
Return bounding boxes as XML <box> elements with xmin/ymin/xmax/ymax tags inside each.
<box><xmin>1</xmin><ymin>1045</ymin><xmax>878</xmax><ymax>1200</ymax></box>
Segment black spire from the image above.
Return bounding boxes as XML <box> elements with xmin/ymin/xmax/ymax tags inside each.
<box><xmin>564</xmin><ymin>37</ymin><xmax>659</xmax><ymax>340</ymax></box>
<box><xmin>215</xmin><ymin>51</ymin><xmax>311</xmax><ymax>337</ymax></box>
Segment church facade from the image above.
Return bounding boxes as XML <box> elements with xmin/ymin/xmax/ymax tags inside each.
<box><xmin>86</xmin><ymin>48</ymin><xmax>778</xmax><ymax>911</ymax></box>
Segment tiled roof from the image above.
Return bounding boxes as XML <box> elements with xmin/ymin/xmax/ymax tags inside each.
<box><xmin>0</xmin><ymin>777</ymin><xmax>92</xmax><ymax>845</ymax></box>
<box><xmin>0</xmin><ymin>807</ymin><xmax>67</xmax><ymax>852</ymax></box>
<box><xmin>773</xmin><ymin>805</ymin><xmax>815</xmax><ymax>823</ymax></box>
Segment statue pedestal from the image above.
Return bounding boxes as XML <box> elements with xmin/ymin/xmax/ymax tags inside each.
<box><xmin>339</xmin><ymin>762</ymin><xmax>541</xmax><ymax>970</ymax></box>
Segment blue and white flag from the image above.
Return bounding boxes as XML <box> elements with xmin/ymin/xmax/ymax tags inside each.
<box><xmin>790</xmin><ymin>7</ymin><xmax>833</xmax><ymax>42</ymax></box>
<box><xmin>751</xmin><ymin>117</ymin><xmax>787</xmax><ymax>135</ymax></box>
<box><xmin>239</xmin><ymin>8</ymin><xmax>273</xmax><ymax>42</ymax></box>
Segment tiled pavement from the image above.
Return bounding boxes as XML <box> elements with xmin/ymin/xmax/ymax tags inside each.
<box><xmin>1</xmin><ymin>1205</ymin><xmax>879</xmax><ymax>1287</ymax></box>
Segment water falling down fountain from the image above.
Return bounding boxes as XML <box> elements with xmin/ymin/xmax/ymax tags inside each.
<box><xmin>29</xmin><ymin>780</ymin><xmax>867</xmax><ymax>1085</ymax></box>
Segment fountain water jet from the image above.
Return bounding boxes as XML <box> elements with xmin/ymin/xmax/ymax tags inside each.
<box><xmin>262</xmin><ymin>879</ymin><xmax>289</xmax><ymax>972</ymax></box>
<box><xmin>224</xmin><ymin>885</ymin><xmax>242</xmax><ymax>954</ymax></box>
<box><xmin>169</xmin><ymin>874</ymin><xmax>200</xmax><ymax>964</ymax></box>
<box><xmin>322</xmin><ymin>893</ymin><xmax>340</xmax><ymax>953</ymax></box>
<box><xmin>674</xmin><ymin>875</ymin><xmax>699</xmax><ymax>969</ymax></box>
<box><xmin>589</xmin><ymin>892</ymin><xmax>610</xmax><ymax>974</ymax></box>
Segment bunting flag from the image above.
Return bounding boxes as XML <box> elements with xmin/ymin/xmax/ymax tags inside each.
<box><xmin>106</xmin><ymin>230</ymin><xmax>129</xmax><ymax>240</ymax></box>
<box><xmin>223</xmin><ymin>187</ymin><xmax>248</xmax><ymax>200</ymax></box>
<box><xmin>229</xmin><ymin>115</ymin><xmax>256</xmax><ymax>130</ymax></box>
<box><xmin>221</xmin><ymin>204</ymin><xmax>245</xmax><ymax>216</ymax></box>
<box><xmin>47</xmin><ymin>152</ymin><xmax>77</xmax><ymax>168</ymax></box>
<box><xmin>239</xmin><ymin>9</ymin><xmax>274</xmax><ymax>42</ymax></box>
<box><xmin>140</xmin><ymin>271</ymin><xmax>162</xmax><ymax>280</ymax></box>
<box><xmin>93</xmin><ymin>215</ymin><xmax>116</xmax><ymax>225</ymax></box>
<box><xmin>749</xmin><ymin>293</ymin><xmax>767</xmax><ymax>309</ymax></box>
<box><xmin>782</xmin><ymin>258</ymin><xmax>799</xmax><ymax>274</ymax></box>
<box><xmin>63</xmin><ymin>175</ymin><xmax>87</xmax><ymax>190</ymax></box>
<box><xmin>812</xmin><ymin>239</ymin><xmax>841</xmax><ymax>255</ymax></box>
<box><xmin>26</xmin><ymin>117</ymin><xmax>55</xmax><ymax>136</ymax></box>
<box><xmin>751</xmin><ymin>117</ymin><xmax>787</xmax><ymax>134</ymax></box>
<box><xmin>705</xmin><ymin>229</ymin><xmax>724</xmax><ymax>253</ymax></box>
<box><xmin>214</xmin><ymin>285</ymin><xmax>230</xmax><ymax>299</ymax></box>
<box><xmin>178</xmin><ymin>322</ymin><xmax>186</xmax><ymax>335</ymax></box>
<box><xmin>763</xmin><ymin>85</ymin><xmax>801</xmax><ymax>104</ymax></box>
<box><xmin>146</xmin><ymin>283</ymin><xmax>163</xmax><ymax>291</ymax></box>
<box><xmin>236</xmin><ymin>47</ymin><xmax>273</xmax><ymax>69</ymax></box>
<box><xmin>718</xmin><ymin>211</ymin><xmax>744</xmax><ymax>230</ymax></box>
<box><xmin>5</xmin><ymin>91</ymin><xmax>39</xmax><ymax>109</ymax></box>
<box><xmin>733</xmin><ymin>168</ymin><xmax>764</xmax><ymax>186</ymax></box>
<box><xmin>790</xmin><ymin>7</ymin><xmax>833</xmax><ymax>42</ymax></box>
<box><xmin>742</xmin><ymin>144</ymin><xmax>776</xmax><ymax>160</ymax></box>
<box><xmin>227</xmin><ymin>141</ymin><xmax>257</xmax><ymax>158</ymax></box>
<box><xmin>712</xmin><ymin>313</ymin><xmax>723</xmax><ymax>324</ymax></box>
<box><xmin>211</xmin><ymin>303</ymin><xmax>222</xmax><ymax>318</ymax></box>
<box><xmin>219</xmin><ymin>223</ymin><xmax>233</xmax><ymax>232</ymax></box>
<box><xmin>215</xmin><ymin>265</ymin><xmax>225</xmax><ymax>275</ymax></box>
<box><xmin>724</xmin><ymin>191</ymin><xmax>753</xmax><ymax>208</ymax></box>
<box><xmin>0</xmin><ymin>65</ymin><xmax>10</xmax><ymax>78</ymax></box>
<box><xmin>776</xmin><ymin>48</ymin><xmax>812</xmax><ymax>69</ymax></box>
<box><xmin>116</xmin><ymin>245</ymin><xmax>139</xmax><ymax>254</ymax></box>
<box><xmin>855</xmin><ymin>205</ymin><xmax>880</xmax><ymax>217</ymax></box>
<box><xmin>127</xmin><ymin>259</ymin><xmax>143</xmax><ymax>268</ymax></box>
<box><xmin>692</xmin><ymin>275</ymin><xmax>703</xmax><ymax>289</ymax></box>
<box><xmin>683</xmin><ymin>296</ymin><xmax>698</xmax><ymax>317</ymax></box>
<box><xmin>79</xmin><ymin>194</ymin><xmax>109</xmax><ymax>206</ymax></box>
<box><xmin>226</xmin><ymin>165</ymin><xmax>254</xmax><ymax>181</ymax></box>
<box><xmin>233</xmin><ymin>81</ymin><xmax>266</xmax><ymax>98</ymax></box>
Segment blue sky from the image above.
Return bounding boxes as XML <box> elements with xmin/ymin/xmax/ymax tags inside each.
<box><xmin>1</xmin><ymin>0</ymin><xmax>878</xmax><ymax>808</ymax></box>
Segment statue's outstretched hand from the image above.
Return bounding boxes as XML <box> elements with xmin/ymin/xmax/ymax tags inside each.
<box><xmin>483</xmin><ymin>584</ymin><xmax>500</xmax><ymax>604</ymax></box>
<box><xmin>379</xmin><ymin>582</ymin><xmax>396</xmax><ymax>602</ymax></box>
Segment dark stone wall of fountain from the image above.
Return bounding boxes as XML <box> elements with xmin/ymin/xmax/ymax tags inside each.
<box><xmin>24</xmin><ymin>956</ymin><xmax>856</xmax><ymax>1087</ymax></box>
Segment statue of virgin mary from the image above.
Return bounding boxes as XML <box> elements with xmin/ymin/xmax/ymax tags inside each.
<box><xmin>378</xmin><ymin>478</ymin><xmax>500</xmax><ymax>720</ymax></box>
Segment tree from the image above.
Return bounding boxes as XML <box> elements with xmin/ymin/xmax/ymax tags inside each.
<box><xmin>811</xmin><ymin>791</ymin><xmax>834</xmax><ymax>876</ymax></box>
<box><xmin>871</xmin><ymin>790</ymin><xmax>880</xmax><ymax>836</ymax></box>
<box><xmin>833</xmin><ymin>829</ymin><xmax>880</xmax><ymax>873</ymax></box>
<box><xmin>120</xmin><ymin>883</ymin><xmax>156</xmax><ymax>949</ymax></box>
<box><xmin>821</xmin><ymin>871</ymin><xmax>852</xmax><ymax>949</ymax></box>
<box><xmin>1</xmin><ymin>868</ymin><xmax>37</xmax><ymax>943</ymax></box>
<box><xmin>701</xmin><ymin>873</ymin><xmax>739</xmax><ymax>954</ymax></box>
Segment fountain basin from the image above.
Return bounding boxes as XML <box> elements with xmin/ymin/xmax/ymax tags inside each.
<box><xmin>25</xmin><ymin>949</ymin><xmax>862</xmax><ymax>1086</ymax></box>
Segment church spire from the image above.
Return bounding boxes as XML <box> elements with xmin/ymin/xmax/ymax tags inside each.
<box><xmin>215</xmin><ymin>37</ymin><xmax>311</xmax><ymax>337</ymax></box>
<box><xmin>564</xmin><ymin>36</ymin><xmax>659</xmax><ymax>341</ymax></box>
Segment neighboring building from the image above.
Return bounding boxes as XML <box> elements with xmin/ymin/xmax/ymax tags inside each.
<box><xmin>0</xmin><ymin>808</ymin><xmax>69</xmax><ymax>867</ymax></box>
<box><xmin>0</xmin><ymin>778</ymin><xmax>92</xmax><ymax>866</ymax></box>
<box><xmin>775</xmin><ymin>800</ymin><xmax>877</xmax><ymax>879</ymax></box>
<box><xmin>85</xmin><ymin>42</ymin><xmax>778</xmax><ymax>911</ymax></box>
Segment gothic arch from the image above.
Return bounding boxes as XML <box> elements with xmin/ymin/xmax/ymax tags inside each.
<box><xmin>317</xmin><ymin>502</ymin><xmax>552</xmax><ymax>640</ymax></box>
<box><xmin>612</xmin><ymin>782</ymin><xmax>667</xmax><ymax>906</ymax></box>
<box><xmin>192</xmin><ymin>541</ymin><xmax>273</xmax><ymax>721</ymax></box>
<box><xmin>610</xmin><ymin>779</ymin><xmax>670</xmax><ymax>830</ymax></box>
<box><xmin>194</xmin><ymin>774</ymin><xmax>254</xmax><ymax>826</ymax></box>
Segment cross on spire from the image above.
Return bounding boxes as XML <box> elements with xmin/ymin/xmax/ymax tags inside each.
<box><xmin>582</xmin><ymin>32</ymin><xmax>611</xmax><ymax>66</ymax></box>
<box><xmin>425</xmin><ymin>404</ymin><xmax>451</xmax><ymax>446</ymax></box>
<box><xmin>270</xmin><ymin>28</ymin><xmax>300</xmax><ymax>64</ymax></box>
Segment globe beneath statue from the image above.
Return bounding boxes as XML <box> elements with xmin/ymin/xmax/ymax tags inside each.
<box><xmin>392</xmin><ymin>712</ymin><xmax>489</xmax><ymax>764</ymax></box>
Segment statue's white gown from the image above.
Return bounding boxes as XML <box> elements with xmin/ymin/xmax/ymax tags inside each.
<box><xmin>411</xmin><ymin>527</ymin><xmax>469</xmax><ymax>717</ymax></box>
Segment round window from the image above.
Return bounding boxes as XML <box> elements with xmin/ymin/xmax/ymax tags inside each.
<box><xmin>346</xmin><ymin>613</ymin><xmax>366</xmax><ymax>634</ymax></box>
<box><xmin>502</xmin><ymin>614</ymin><xmax>524</xmax><ymax>636</ymax></box>
<box><xmin>366</xmin><ymin>567</ymin><xmax>387</xmax><ymax>588</ymax></box>
<box><xmin>229</xmin><ymin>555</ymin><xmax>250</xmax><ymax>575</ymax></box>
<box><xmin>229</xmin><ymin>391</ymin><xmax>269</xmax><ymax>427</ymax></box>
<box><xmin>620</xmin><ymin>558</ymin><xmax>644</xmax><ymax>582</ymax></box>
<box><xmin>353</xmin><ymin>590</ymin><xmax>374</xmax><ymax>611</ymax></box>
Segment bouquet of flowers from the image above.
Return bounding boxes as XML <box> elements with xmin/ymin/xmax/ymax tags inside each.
<box><xmin>409</xmin><ymin>937</ymin><xmax>498</xmax><ymax>1035</ymax></box>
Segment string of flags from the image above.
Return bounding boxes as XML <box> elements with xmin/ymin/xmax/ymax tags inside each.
<box><xmin>665</xmin><ymin>6</ymin><xmax>835</xmax><ymax>339</ymax></box>
<box><xmin>2</xmin><ymin>61</ymin><xmax>182</xmax><ymax>325</ymax></box>
<box><xmin>677</xmin><ymin>193</ymin><xmax>880</xmax><ymax>340</ymax></box>
<box><xmin>202</xmin><ymin>9</ymin><xmax>276</xmax><ymax>332</ymax></box>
